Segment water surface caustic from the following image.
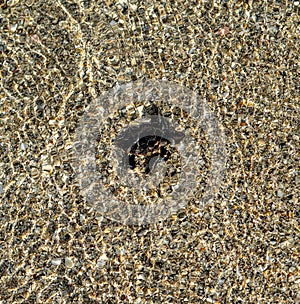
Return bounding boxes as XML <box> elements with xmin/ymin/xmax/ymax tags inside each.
<box><xmin>72</xmin><ymin>79</ymin><xmax>226</xmax><ymax>225</ymax></box>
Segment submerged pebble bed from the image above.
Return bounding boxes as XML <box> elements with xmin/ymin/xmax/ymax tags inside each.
<box><xmin>0</xmin><ymin>0</ymin><xmax>299</xmax><ymax>303</ymax></box>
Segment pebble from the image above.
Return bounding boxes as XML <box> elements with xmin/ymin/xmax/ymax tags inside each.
<box><xmin>51</xmin><ymin>258</ymin><xmax>62</xmax><ymax>266</ymax></box>
<box><xmin>7</xmin><ymin>0</ymin><xmax>19</xmax><ymax>7</ymax></box>
<box><xmin>42</xmin><ymin>164</ymin><xmax>53</xmax><ymax>173</ymax></box>
<box><xmin>277</xmin><ymin>190</ymin><xmax>284</xmax><ymax>198</ymax></box>
<box><xmin>48</xmin><ymin>119</ymin><xmax>57</xmax><ymax>126</ymax></box>
<box><xmin>20</xmin><ymin>142</ymin><xmax>26</xmax><ymax>150</ymax></box>
<box><xmin>79</xmin><ymin>214</ymin><xmax>85</xmax><ymax>223</ymax></box>
<box><xmin>97</xmin><ymin>254</ymin><xmax>108</xmax><ymax>267</ymax></box>
<box><xmin>129</xmin><ymin>4</ymin><xmax>138</xmax><ymax>11</ymax></box>
<box><xmin>9</xmin><ymin>24</ymin><xmax>18</xmax><ymax>32</ymax></box>
<box><xmin>65</xmin><ymin>257</ymin><xmax>74</xmax><ymax>268</ymax></box>
<box><xmin>257</xmin><ymin>139</ymin><xmax>265</xmax><ymax>147</ymax></box>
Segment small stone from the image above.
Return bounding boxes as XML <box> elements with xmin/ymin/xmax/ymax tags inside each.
<box><xmin>48</xmin><ymin>119</ymin><xmax>57</xmax><ymax>125</ymax></box>
<box><xmin>79</xmin><ymin>214</ymin><xmax>85</xmax><ymax>223</ymax></box>
<box><xmin>277</xmin><ymin>190</ymin><xmax>284</xmax><ymax>198</ymax></box>
<box><xmin>7</xmin><ymin>0</ymin><xmax>19</xmax><ymax>7</ymax></box>
<box><xmin>65</xmin><ymin>257</ymin><xmax>74</xmax><ymax>268</ymax></box>
<box><xmin>30</xmin><ymin>167</ymin><xmax>40</xmax><ymax>179</ymax></box>
<box><xmin>129</xmin><ymin>4</ymin><xmax>138</xmax><ymax>11</ymax></box>
<box><xmin>104</xmin><ymin>227</ymin><xmax>110</xmax><ymax>233</ymax></box>
<box><xmin>51</xmin><ymin>258</ymin><xmax>62</xmax><ymax>266</ymax></box>
<box><xmin>10</xmin><ymin>24</ymin><xmax>18</xmax><ymax>32</ymax></box>
<box><xmin>97</xmin><ymin>254</ymin><xmax>108</xmax><ymax>267</ymax></box>
<box><xmin>20</xmin><ymin>142</ymin><xmax>26</xmax><ymax>150</ymax></box>
<box><xmin>137</xmin><ymin>274</ymin><xmax>145</xmax><ymax>280</ymax></box>
<box><xmin>65</xmin><ymin>142</ymin><xmax>73</xmax><ymax>150</ymax></box>
<box><xmin>42</xmin><ymin>164</ymin><xmax>53</xmax><ymax>173</ymax></box>
<box><xmin>257</xmin><ymin>139</ymin><xmax>265</xmax><ymax>147</ymax></box>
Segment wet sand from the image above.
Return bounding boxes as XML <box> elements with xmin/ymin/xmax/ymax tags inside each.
<box><xmin>0</xmin><ymin>0</ymin><xmax>299</xmax><ymax>303</ymax></box>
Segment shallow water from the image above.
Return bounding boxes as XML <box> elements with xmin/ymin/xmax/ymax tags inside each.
<box><xmin>0</xmin><ymin>0</ymin><xmax>299</xmax><ymax>303</ymax></box>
